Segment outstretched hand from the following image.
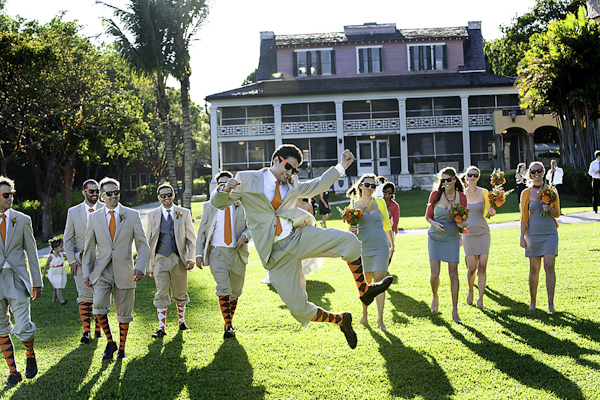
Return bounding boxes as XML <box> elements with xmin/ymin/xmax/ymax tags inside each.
<box><xmin>340</xmin><ymin>149</ymin><xmax>355</xmax><ymax>169</ymax></box>
<box><xmin>222</xmin><ymin>178</ymin><xmax>241</xmax><ymax>193</ymax></box>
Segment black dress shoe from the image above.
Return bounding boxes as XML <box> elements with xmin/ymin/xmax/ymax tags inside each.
<box><xmin>25</xmin><ymin>357</ymin><xmax>37</xmax><ymax>379</ymax></box>
<box><xmin>360</xmin><ymin>276</ymin><xmax>394</xmax><ymax>306</ymax></box>
<box><xmin>80</xmin><ymin>331</ymin><xmax>91</xmax><ymax>344</ymax></box>
<box><xmin>223</xmin><ymin>326</ymin><xmax>236</xmax><ymax>339</ymax></box>
<box><xmin>102</xmin><ymin>341</ymin><xmax>117</xmax><ymax>359</ymax></box>
<box><xmin>94</xmin><ymin>331</ymin><xmax>102</xmax><ymax>339</ymax></box>
<box><xmin>117</xmin><ymin>349</ymin><xmax>126</xmax><ymax>359</ymax></box>
<box><xmin>339</xmin><ymin>312</ymin><xmax>357</xmax><ymax>349</ymax></box>
<box><xmin>4</xmin><ymin>371</ymin><xmax>22</xmax><ymax>388</ymax></box>
<box><xmin>152</xmin><ymin>329</ymin><xmax>166</xmax><ymax>338</ymax></box>
<box><xmin>179</xmin><ymin>322</ymin><xmax>190</xmax><ymax>331</ymax></box>
<box><xmin>60</xmin><ymin>300</ymin><xmax>68</xmax><ymax>305</ymax></box>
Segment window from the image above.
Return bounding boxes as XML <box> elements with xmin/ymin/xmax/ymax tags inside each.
<box><xmin>293</xmin><ymin>50</ymin><xmax>335</xmax><ymax>77</ymax></box>
<box><xmin>220</xmin><ymin>106</ymin><xmax>274</xmax><ymax>126</ymax></box>
<box><xmin>286</xmin><ymin>137</ymin><xmax>337</xmax><ymax>178</ymax></box>
<box><xmin>343</xmin><ymin>99</ymin><xmax>399</xmax><ymax>120</ymax></box>
<box><xmin>357</xmin><ymin>47</ymin><xmax>382</xmax><ymax>73</ymax></box>
<box><xmin>408</xmin><ymin>44</ymin><xmax>447</xmax><ymax>71</ymax></box>
<box><xmin>281</xmin><ymin>102</ymin><xmax>336</xmax><ymax>122</ymax></box>
<box><xmin>406</xmin><ymin>97</ymin><xmax>460</xmax><ymax>117</ymax></box>
<box><xmin>130</xmin><ymin>174</ymin><xmax>138</xmax><ymax>191</ymax></box>
<box><xmin>407</xmin><ymin>132</ymin><xmax>463</xmax><ymax>173</ymax></box>
<box><xmin>221</xmin><ymin>140</ymin><xmax>275</xmax><ymax>172</ymax></box>
<box><xmin>139</xmin><ymin>173</ymin><xmax>147</xmax><ymax>187</ymax></box>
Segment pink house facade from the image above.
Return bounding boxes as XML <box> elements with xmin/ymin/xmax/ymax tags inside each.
<box><xmin>206</xmin><ymin>21</ymin><xmax>523</xmax><ymax>191</ymax></box>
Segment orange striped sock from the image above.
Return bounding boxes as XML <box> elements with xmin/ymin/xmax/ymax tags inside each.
<box><xmin>0</xmin><ymin>336</ymin><xmax>18</xmax><ymax>374</ymax></box>
<box><xmin>176</xmin><ymin>303</ymin><xmax>185</xmax><ymax>325</ymax></box>
<box><xmin>157</xmin><ymin>308</ymin><xmax>167</xmax><ymax>332</ymax></box>
<box><xmin>311</xmin><ymin>307</ymin><xmax>344</xmax><ymax>326</ymax></box>
<box><xmin>96</xmin><ymin>314</ymin><xmax>113</xmax><ymax>342</ymax></box>
<box><xmin>79</xmin><ymin>302</ymin><xmax>92</xmax><ymax>333</ymax></box>
<box><xmin>94</xmin><ymin>315</ymin><xmax>101</xmax><ymax>336</ymax></box>
<box><xmin>218</xmin><ymin>296</ymin><xmax>232</xmax><ymax>329</ymax></box>
<box><xmin>118</xmin><ymin>323</ymin><xmax>129</xmax><ymax>351</ymax></box>
<box><xmin>230</xmin><ymin>299</ymin><xmax>238</xmax><ymax>318</ymax></box>
<box><xmin>347</xmin><ymin>257</ymin><xmax>368</xmax><ymax>296</ymax></box>
<box><xmin>22</xmin><ymin>339</ymin><xmax>34</xmax><ymax>359</ymax></box>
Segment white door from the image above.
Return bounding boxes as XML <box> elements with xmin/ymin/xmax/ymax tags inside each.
<box><xmin>357</xmin><ymin>139</ymin><xmax>391</xmax><ymax>176</ymax></box>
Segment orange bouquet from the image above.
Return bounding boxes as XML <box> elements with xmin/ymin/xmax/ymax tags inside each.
<box><xmin>337</xmin><ymin>205</ymin><xmax>364</xmax><ymax>227</ymax></box>
<box><xmin>449</xmin><ymin>203</ymin><xmax>469</xmax><ymax>234</ymax></box>
<box><xmin>490</xmin><ymin>168</ymin><xmax>506</xmax><ymax>186</ymax></box>
<box><xmin>486</xmin><ymin>186</ymin><xmax>515</xmax><ymax>218</ymax></box>
<box><xmin>538</xmin><ymin>185</ymin><xmax>557</xmax><ymax>218</ymax></box>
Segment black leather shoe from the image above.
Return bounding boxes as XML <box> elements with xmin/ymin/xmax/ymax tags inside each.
<box><xmin>102</xmin><ymin>342</ymin><xmax>117</xmax><ymax>359</ymax></box>
<box><xmin>179</xmin><ymin>322</ymin><xmax>190</xmax><ymax>331</ymax></box>
<box><xmin>60</xmin><ymin>300</ymin><xmax>68</xmax><ymax>305</ymax></box>
<box><xmin>4</xmin><ymin>371</ymin><xmax>22</xmax><ymax>388</ymax></box>
<box><xmin>25</xmin><ymin>357</ymin><xmax>37</xmax><ymax>379</ymax></box>
<box><xmin>80</xmin><ymin>331</ymin><xmax>91</xmax><ymax>344</ymax></box>
<box><xmin>152</xmin><ymin>329</ymin><xmax>166</xmax><ymax>338</ymax></box>
<box><xmin>94</xmin><ymin>331</ymin><xmax>102</xmax><ymax>339</ymax></box>
<box><xmin>360</xmin><ymin>276</ymin><xmax>394</xmax><ymax>306</ymax></box>
<box><xmin>117</xmin><ymin>350</ymin><xmax>126</xmax><ymax>359</ymax></box>
<box><xmin>223</xmin><ymin>326</ymin><xmax>236</xmax><ymax>339</ymax></box>
<box><xmin>339</xmin><ymin>312</ymin><xmax>357</xmax><ymax>349</ymax></box>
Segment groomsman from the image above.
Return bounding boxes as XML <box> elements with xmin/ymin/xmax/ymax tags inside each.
<box><xmin>83</xmin><ymin>177</ymin><xmax>149</xmax><ymax>359</ymax></box>
<box><xmin>146</xmin><ymin>184</ymin><xmax>196</xmax><ymax>338</ymax></box>
<box><xmin>0</xmin><ymin>176</ymin><xmax>42</xmax><ymax>387</ymax></box>
<box><xmin>63</xmin><ymin>179</ymin><xmax>103</xmax><ymax>343</ymax></box>
<box><xmin>196</xmin><ymin>171</ymin><xmax>250</xmax><ymax>339</ymax></box>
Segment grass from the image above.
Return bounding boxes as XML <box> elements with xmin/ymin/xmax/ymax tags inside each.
<box><xmin>3</xmin><ymin>218</ymin><xmax>599</xmax><ymax>399</ymax></box>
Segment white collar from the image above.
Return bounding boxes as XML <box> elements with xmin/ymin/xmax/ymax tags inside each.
<box><xmin>104</xmin><ymin>204</ymin><xmax>121</xmax><ymax>216</ymax></box>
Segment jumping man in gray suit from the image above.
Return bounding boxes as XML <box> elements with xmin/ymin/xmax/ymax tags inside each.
<box><xmin>211</xmin><ymin>144</ymin><xmax>393</xmax><ymax>349</ymax></box>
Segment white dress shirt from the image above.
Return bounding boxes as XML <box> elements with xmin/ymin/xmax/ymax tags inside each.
<box><xmin>85</xmin><ymin>201</ymin><xmax>100</xmax><ymax>220</ymax></box>
<box><xmin>546</xmin><ymin>167</ymin><xmax>564</xmax><ymax>185</ymax></box>
<box><xmin>210</xmin><ymin>206</ymin><xmax>236</xmax><ymax>248</ymax></box>
<box><xmin>264</xmin><ymin>170</ymin><xmax>293</xmax><ymax>242</ymax></box>
<box><xmin>1</xmin><ymin>208</ymin><xmax>11</xmax><ymax>268</ymax></box>
<box><xmin>589</xmin><ymin>159</ymin><xmax>600</xmax><ymax>179</ymax></box>
<box><xmin>104</xmin><ymin>204</ymin><xmax>121</xmax><ymax>231</ymax></box>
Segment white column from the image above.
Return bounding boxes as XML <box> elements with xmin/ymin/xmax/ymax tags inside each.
<box><xmin>398</xmin><ymin>98</ymin><xmax>408</xmax><ymax>174</ymax></box>
<box><xmin>274</xmin><ymin>103</ymin><xmax>282</xmax><ymax>147</ymax></box>
<box><xmin>335</xmin><ymin>100</ymin><xmax>344</xmax><ymax>155</ymax></box>
<box><xmin>461</xmin><ymin>95</ymin><xmax>471</xmax><ymax>169</ymax></box>
<box><xmin>209</xmin><ymin>106</ymin><xmax>219</xmax><ymax>192</ymax></box>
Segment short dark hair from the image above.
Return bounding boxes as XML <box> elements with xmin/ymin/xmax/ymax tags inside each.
<box><xmin>595</xmin><ymin>150</ymin><xmax>600</xmax><ymax>158</ymax></box>
<box><xmin>215</xmin><ymin>171</ymin><xmax>233</xmax><ymax>181</ymax></box>
<box><xmin>82</xmin><ymin>179</ymin><xmax>99</xmax><ymax>190</ymax></box>
<box><xmin>48</xmin><ymin>237</ymin><xmax>63</xmax><ymax>249</ymax></box>
<box><xmin>271</xmin><ymin>144</ymin><xmax>303</xmax><ymax>166</ymax></box>
<box><xmin>0</xmin><ymin>176</ymin><xmax>15</xmax><ymax>192</ymax></box>
<box><xmin>377</xmin><ymin>176</ymin><xmax>387</xmax><ymax>183</ymax></box>
<box><xmin>383</xmin><ymin>182</ymin><xmax>396</xmax><ymax>193</ymax></box>
<box><xmin>98</xmin><ymin>177</ymin><xmax>120</xmax><ymax>192</ymax></box>
<box><xmin>157</xmin><ymin>184</ymin><xmax>174</xmax><ymax>194</ymax></box>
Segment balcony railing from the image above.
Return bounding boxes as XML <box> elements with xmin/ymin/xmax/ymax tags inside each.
<box><xmin>343</xmin><ymin>118</ymin><xmax>400</xmax><ymax>131</ymax></box>
<box><xmin>282</xmin><ymin>121</ymin><xmax>337</xmax><ymax>134</ymax></box>
<box><xmin>218</xmin><ymin>123</ymin><xmax>275</xmax><ymax>137</ymax></box>
<box><xmin>406</xmin><ymin>116</ymin><xmax>462</xmax><ymax>129</ymax></box>
<box><xmin>469</xmin><ymin>113</ymin><xmax>493</xmax><ymax>126</ymax></box>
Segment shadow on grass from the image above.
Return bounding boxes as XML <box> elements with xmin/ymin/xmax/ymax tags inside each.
<box><xmin>386</xmin><ymin>286</ymin><xmax>433</xmax><ymax>325</ymax></box>
<box><xmin>444</xmin><ymin>319</ymin><xmax>585</xmax><ymax>400</ymax></box>
<box><xmin>187</xmin><ymin>339</ymin><xmax>266</xmax><ymax>399</ymax></box>
<box><xmin>267</xmin><ymin>278</ymin><xmax>336</xmax><ymax>312</ymax></box>
<box><xmin>367</xmin><ymin>326</ymin><xmax>454</xmax><ymax>399</ymax></box>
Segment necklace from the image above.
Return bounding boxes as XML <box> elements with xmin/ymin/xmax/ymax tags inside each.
<box><xmin>466</xmin><ymin>186</ymin><xmax>479</xmax><ymax>201</ymax></box>
<box><xmin>532</xmin><ymin>184</ymin><xmax>542</xmax><ymax>189</ymax></box>
<box><xmin>443</xmin><ymin>190</ymin><xmax>456</xmax><ymax>203</ymax></box>
<box><xmin>359</xmin><ymin>197</ymin><xmax>374</xmax><ymax>210</ymax></box>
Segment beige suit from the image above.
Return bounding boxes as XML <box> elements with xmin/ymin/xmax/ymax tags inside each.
<box><xmin>63</xmin><ymin>201</ymin><xmax>103</xmax><ymax>303</ymax></box>
<box><xmin>83</xmin><ymin>204</ymin><xmax>149</xmax><ymax>323</ymax></box>
<box><xmin>210</xmin><ymin>167</ymin><xmax>361</xmax><ymax>325</ymax></box>
<box><xmin>196</xmin><ymin>201</ymin><xmax>250</xmax><ymax>299</ymax></box>
<box><xmin>0</xmin><ymin>210</ymin><xmax>42</xmax><ymax>341</ymax></box>
<box><xmin>146</xmin><ymin>205</ymin><xmax>196</xmax><ymax>308</ymax></box>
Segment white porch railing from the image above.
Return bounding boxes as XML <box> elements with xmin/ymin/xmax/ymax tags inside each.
<box><xmin>469</xmin><ymin>113</ymin><xmax>493</xmax><ymax>126</ymax></box>
<box><xmin>343</xmin><ymin>118</ymin><xmax>400</xmax><ymax>131</ymax></box>
<box><xmin>218</xmin><ymin>123</ymin><xmax>275</xmax><ymax>137</ymax></box>
<box><xmin>282</xmin><ymin>121</ymin><xmax>337</xmax><ymax>134</ymax></box>
<box><xmin>406</xmin><ymin>116</ymin><xmax>462</xmax><ymax>128</ymax></box>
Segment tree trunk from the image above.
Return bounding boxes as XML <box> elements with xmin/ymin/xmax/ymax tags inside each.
<box><xmin>160</xmin><ymin>119</ymin><xmax>178</xmax><ymax>187</ymax></box>
<box><xmin>181</xmin><ymin>73</ymin><xmax>192</xmax><ymax>209</ymax></box>
<box><xmin>62</xmin><ymin>159</ymin><xmax>75</xmax><ymax>206</ymax></box>
<box><xmin>25</xmin><ymin>149</ymin><xmax>54</xmax><ymax>240</ymax></box>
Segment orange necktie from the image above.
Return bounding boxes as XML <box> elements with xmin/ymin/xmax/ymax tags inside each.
<box><xmin>0</xmin><ymin>214</ymin><xmax>5</xmax><ymax>246</ymax></box>
<box><xmin>108</xmin><ymin>210</ymin><xmax>116</xmax><ymax>241</ymax></box>
<box><xmin>224</xmin><ymin>207</ymin><xmax>232</xmax><ymax>245</ymax></box>
<box><xmin>271</xmin><ymin>182</ymin><xmax>282</xmax><ymax>236</ymax></box>
<box><xmin>88</xmin><ymin>208</ymin><xmax>94</xmax><ymax>213</ymax></box>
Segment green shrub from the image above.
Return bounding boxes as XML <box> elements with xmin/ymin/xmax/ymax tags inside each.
<box><xmin>12</xmin><ymin>192</ymin><xmax>74</xmax><ymax>234</ymax></box>
<box><xmin>193</xmin><ymin>176</ymin><xmax>212</xmax><ymax>195</ymax></box>
<box><xmin>135</xmin><ymin>183</ymin><xmax>159</xmax><ymax>205</ymax></box>
<box><xmin>13</xmin><ymin>199</ymin><xmax>42</xmax><ymax>232</ymax></box>
<box><xmin>561</xmin><ymin>166</ymin><xmax>592</xmax><ymax>202</ymax></box>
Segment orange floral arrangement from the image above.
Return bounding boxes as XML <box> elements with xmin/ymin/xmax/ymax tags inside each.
<box><xmin>449</xmin><ymin>203</ymin><xmax>469</xmax><ymax>234</ymax></box>
<box><xmin>337</xmin><ymin>205</ymin><xmax>364</xmax><ymax>227</ymax></box>
<box><xmin>486</xmin><ymin>186</ymin><xmax>514</xmax><ymax>218</ymax></box>
<box><xmin>538</xmin><ymin>185</ymin><xmax>557</xmax><ymax>218</ymax></box>
<box><xmin>490</xmin><ymin>168</ymin><xmax>506</xmax><ymax>186</ymax></box>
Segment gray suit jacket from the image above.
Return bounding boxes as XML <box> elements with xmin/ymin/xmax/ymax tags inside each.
<box><xmin>0</xmin><ymin>210</ymin><xmax>42</xmax><ymax>294</ymax></box>
<box><xmin>145</xmin><ymin>205</ymin><xmax>196</xmax><ymax>274</ymax></box>
<box><xmin>82</xmin><ymin>204</ymin><xmax>149</xmax><ymax>289</ymax></box>
<box><xmin>196</xmin><ymin>201</ymin><xmax>250</xmax><ymax>265</ymax></box>
<box><xmin>63</xmin><ymin>202</ymin><xmax>104</xmax><ymax>265</ymax></box>
<box><xmin>210</xmin><ymin>166</ymin><xmax>341</xmax><ymax>266</ymax></box>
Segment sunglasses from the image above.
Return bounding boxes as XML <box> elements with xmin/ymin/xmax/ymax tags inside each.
<box><xmin>84</xmin><ymin>189</ymin><xmax>100</xmax><ymax>194</ymax></box>
<box><xmin>1</xmin><ymin>192</ymin><xmax>15</xmax><ymax>199</ymax></box>
<box><xmin>440</xmin><ymin>177</ymin><xmax>455</xmax><ymax>184</ymax></box>
<box><xmin>159</xmin><ymin>193</ymin><xmax>174</xmax><ymax>199</ymax></box>
<box><xmin>383</xmin><ymin>191</ymin><xmax>394</xmax><ymax>195</ymax></box>
<box><xmin>530</xmin><ymin>169</ymin><xmax>544</xmax><ymax>175</ymax></box>
<box><xmin>467</xmin><ymin>173</ymin><xmax>479</xmax><ymax>178</ymax></box>
<box><xmin>103</xmin><ymin>190</ymin><xmax>120</xmax><ymax>197</ymax></box>
<box><xmin>278</xmin><ymin>156</ymin><xmax>299</xmax><ymax>174</ymax></box>
<box><xmin>363</xmin><ymin>183</ymin><xmax>377</xmax><ymax>189</ymax></box>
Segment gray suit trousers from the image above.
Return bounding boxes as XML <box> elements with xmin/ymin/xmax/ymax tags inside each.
<box><xmin>0</xmin><ymin>268</ymin><xmax>36</xmax><ymax>341</ymax></box>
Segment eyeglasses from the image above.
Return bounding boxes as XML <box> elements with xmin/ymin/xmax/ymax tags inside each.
<box><xmin>467</xmin><ymin>173</ymin><xmax>479</xmax><ymax>178</ymax></box>
<box><xmin>440</xmin><ymin>177</ymin><xmax>454</xmax><ymax>184</ymax></box>
<box><xmin>278</xmin><ymin>156</ymin><xmax>299</xmax><ymax>174</ymax></box>
<box><xmin>530</xmin><ymin>169</ymin><xmax>544</xmax><ymax>175</ymax></box>
<box><xmin>383</xmin><ymin>191</ymin><xmax>394</xmax><ymax>195</ymax></box>
<box><xmin>363</xmin><ymin>183</ymin><xmax>377</xmax><ymax>189</ymax></box>
<box><xmin>103</xmin><ymin>190</ymin><xmax>120</xmax><ymax>197</ymax></box>
<box><xmin>1</xmin><ymin>192</ymin><xmax>15</xmax><ymax>199</ymax></box>
<box><xmin>159</xmin><ymin>193</ymin><xmax>174</xmax><ymax>199</ymax></box>
<box><xmin>84</xmin><ymin>189</ymin><xmax>100</xmax><ymax>194</ymax></box>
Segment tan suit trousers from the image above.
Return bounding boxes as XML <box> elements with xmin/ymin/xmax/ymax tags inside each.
<box><xmin>267</xmin><ymin>226</ymin><xmax>361</xmax><ymax>326</ymax></box>
<box><xmin>153</xmin><ymin>253</ymin><xmax>189</xmax><ymax>309</ymax></box>
<box><xmin>73</xmin><ymin>260</ymin><xmax>94</xmax><ymax>303</ymax></box>
<box><xmin>208</xmin><ymin>247</ymin><xmax>246</xmax><ymax>300</ymax></box>
<box><xmin>0</xmin><ymin>268</ymin><xmax>35</xmax><ymax>341</ymax></box>
<box><xmin>92</xmin><ymin>262</ymin><xmax>135</xmax><ymax>323</ymax></box>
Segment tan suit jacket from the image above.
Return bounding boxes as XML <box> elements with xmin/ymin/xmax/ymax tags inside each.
<box><xmin>145</xmin><ymin>205</ymin><xmax>196</xmax><ymax>275</ymax></box>
<box><xmin>0</xmin><ymin>210</ymin><xmax>42</xmax><ymax>294</ymax></box>
<box><xmin>210</xmin><ymin>166</ymin><xmax>340</xmax><ymax>265</ymax></box>
<box><xmin>82</xmin><ymin>204</ymin><xmax>149</xmax><ymax>289</ymax></box>
<box><xmin>63</xmin><ymin>201</ymin><xmax>104</xmax><ymax>265</ymax></box>
<box><xmin>196</xmin><ymin>201</ymin><xmax>250</xmax><ymax>265</ymax></box>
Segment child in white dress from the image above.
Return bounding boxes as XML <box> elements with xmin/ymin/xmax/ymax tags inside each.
<box><xmin>43</xmin><ymin>237</ymin><xmax>68</xmax><ymax>305</ymax></box>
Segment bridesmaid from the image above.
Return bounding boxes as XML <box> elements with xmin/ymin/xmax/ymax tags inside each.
<box><xmin>425</xmin><ymin>167</ymin><xmax>468</xmax><ymax>323</ymax></box>
<box><xmin>520</xmin><ymin>161</ymin><xmax>560</xmax><ymax>313</ymax></box>
<box><xmin>515</xmin><ymin>163</ymin><xmax>527</xmax><ymax>209</ymax></box>
<box><xmin>347</xmin><ymin>174</ymin><xmax>394</xmax><ymax>330</ymax></box>
<box><xmin>462</xmin><ymin>166</ymin><xmax>495</xmax><ymax>309</ymax></box>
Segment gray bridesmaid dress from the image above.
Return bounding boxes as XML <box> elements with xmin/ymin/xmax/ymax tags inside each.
<box><xmin>427</xmin><ymin>206</ymin><xmax>460</xmax><ymax>263</ymax></box>
<box><xmin>358</xmin><ymin>211</ymin><xmax>390</xmax><ymax>272</ymax></box>
<box><xmin>462</xmin><ymin>202</ymin><xmax>490</xmax><ymax>256</ymax></box>
<box><xmin>525</xmin><ymin>201</ymin><xmax>558</xmax><ymax>257</ymax></box>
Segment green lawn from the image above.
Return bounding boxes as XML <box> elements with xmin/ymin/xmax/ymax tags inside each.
<box><xmin>5</xmin><ymin>221</ymin><xmax>600</xmax><ymax>399</ymax></box>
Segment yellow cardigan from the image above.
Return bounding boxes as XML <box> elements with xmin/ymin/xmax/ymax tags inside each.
<box><xmin>352</xmin><ymin>197</ymin><xmax>392</xmax><ymax>232</ymax></box>
<box><xmin>520</xmin><ymin>187</ymin><xmax>560</xmax><ymax>229</ymax></box>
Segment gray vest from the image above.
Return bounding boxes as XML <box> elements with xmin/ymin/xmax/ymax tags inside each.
<box><xmin>156</xmin><ymin>210</ymin><xmax>178</xmax><ymax>257</ymax></box>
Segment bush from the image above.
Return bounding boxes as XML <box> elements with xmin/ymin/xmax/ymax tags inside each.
<box><xmin>13</xmin><ymin>191</ymin><xmax>75</xmax><ymax>235</ymax></box>
<box><xmin>135</xmin><ymin>183</ymin><xmax>159</xmax><ymax>205</ymax></box>
<box><xmin>193</xmin><ymin>176</ymin><xmax>212</xmax><ymax>195</ymax></box>
<box><xmin>561</xmin><ymin>166</ymin><xmax>592</xmax><ymax>202</ymax></box>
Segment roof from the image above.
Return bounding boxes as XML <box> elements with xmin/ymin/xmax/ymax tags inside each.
<box><xmin>206</xmin><ymin>73</ymin><xmax>516</xmax><ymax>101</ymax></box>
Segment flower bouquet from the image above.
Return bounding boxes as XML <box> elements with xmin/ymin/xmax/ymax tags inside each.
<box><xmin>490</xmin><ymin>168</ymin><xmax>506</xmax><ymax>186</ymax></box>
<box><xmin>337</xmin><ymin>205</ymin><xmax>364</xmax><ymax>231</ymax></box>
<box><xmin>486</xmin><ymin>186</ymin><xmax>515</xmax><ymax>218</ymax></box>
<box><xmin>538</xmin><ymin>185</ymin><xmax>557</xmax><ymax>218</ymax></box>
<box><xmin>449</xmin><ymin>203</ymin><xmax>469</xmax><ymax>234</ymax></box>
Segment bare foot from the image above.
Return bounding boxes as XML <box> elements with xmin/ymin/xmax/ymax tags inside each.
<box><xmin>452</xmin><ymin>310</ymin><xmax>461</xmax><ymax>324</ymax></box>
<box><xmin>548</xmin><ymin>305</ymin><xmax>555</xmax><ymax>313</ymax></box>
<box><xmin>320</xmin><ymin>221</ymin><xmax>325</xmax><ymax>228</ymax></box>
<box><xmin>529</xmin><ymin>302</ymin><xmax>536</xmax><ymax>311</ymax></box>
<box><xmin>466</xmin><ymin>290</ymin><xmax>473</xmax><ymax>305</ymax></box>
<box><xmin>431</xmin><ymin>296</ymin><xmax>439</xmax><ymax>314</ymax></box>
<box><xmin>476</xmin><ymin>299</ymin><xmax>483</xmax><ymax>309</ymax></box>
<box><xmin>377</xmin><ymin>319</ymin><xmax>386</xmax><ymax>330</ymax></box>
<box><xmin>360</xmin><ymin>315</ymin><xmax>368</xmax><ymax>325</ymax></box>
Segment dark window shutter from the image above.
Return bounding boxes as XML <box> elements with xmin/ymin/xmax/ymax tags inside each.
<box><xmin>378</xmin><ymin>47</ymin><xmax>383</xmax><ymax>72</ymax></box>
<box><xmin>331</xmin><ymin>50</ymin><xmax>336</xmax><ymax>74</ymax></box>
<box><xmin>443</xmin><ymin>45</ymin><xmax>448</xmax><ymax>69</ymax></box>
<box><xmin>306</xmin><ymin>51</ymin><xmax>312</xmax><ymax>76</ymax></box>
<box><xmin>418</xmin><ymin>46</ymin><xmax>424</xmax><ymax>71</ymax></box>
<box><xmin>367</xmin><ymin>48</ymin><xmax>372</xmax><ymax>73</ymax></box>
<box><xmin>316</xmin><ymin>51</ymin><xmax>322</xmax><ymax>75</ymax></box>
<box><xmin>358</xmin><ymin>49</ymin><xmax>364</xmax><ymax>73</ymax></box>
<box><xmin>409</xmin><ymin>46</ymin><xmax>415</xmax><ymax>71</ymax></box>
<box><xmin>425</xmin><ymin>46</ymin><xmax>432</xmax><ymax>70</ymax></box>
<box><xmin>293</xmin><ymin>53</ymin><xmax>298</xmax><ymax>76</ymax></box>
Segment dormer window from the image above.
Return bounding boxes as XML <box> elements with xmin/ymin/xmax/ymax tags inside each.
<box><xmin>293</xmin><ymin>49</ymin><xmax>335</xmax><ymax>77</ymax></box>
<box><xmin>408</xmin><ymin>44</ymin><xmax>447</xmax><ymax>71</ymax></box>
<box><xmin>357</xmin><ymin>46</ymin><xmax>382</xmax><ymax>74</ymax></box>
